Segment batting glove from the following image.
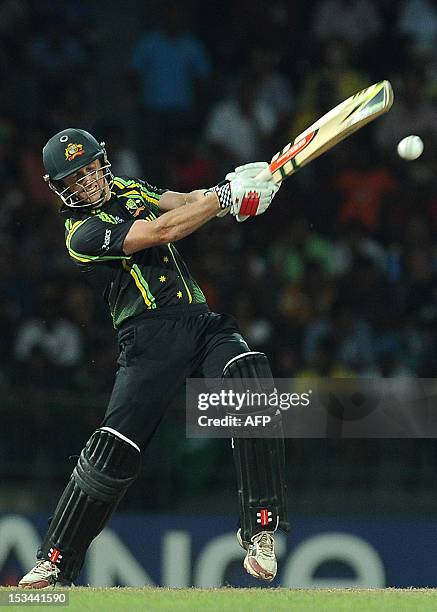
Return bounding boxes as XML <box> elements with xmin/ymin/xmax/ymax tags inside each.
<box><xmin>207</xmin><ymin>162</ymin><xmax>280</xmax><ymax>222</ymax></box>
<box><xmin>226</xmin><ymin>162</ymin><xmax>280</xmax><ymax>222</ymax></box>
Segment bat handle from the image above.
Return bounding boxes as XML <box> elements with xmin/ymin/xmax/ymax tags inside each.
<box><xmin>255</xmin><ymin>166</ymin><xmax>272</xmax><ymax>181</ymax></box>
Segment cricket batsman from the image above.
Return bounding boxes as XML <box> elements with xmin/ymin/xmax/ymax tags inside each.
<box><xmin>19</xmin><ymin>128</ymin><xmax>289</xmax><ymax>588</ymax></box>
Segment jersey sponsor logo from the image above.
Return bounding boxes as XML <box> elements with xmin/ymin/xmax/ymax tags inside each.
<box><xmin>65</xmin><ymin>142</ymin><xmax>85</xmax><ymax>161</ymax></box>
<box><xmin>102</xmin><ymin>229</ymin><xmax>111</xmax><ymax>251</ymax></box>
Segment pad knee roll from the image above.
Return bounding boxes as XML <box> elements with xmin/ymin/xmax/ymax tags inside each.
<box><xmin>73</xmin><ymin>428</ymin><xmax>141</xmax><ymax>502</ymax></box>
<box><xmin>223</xmin><ymin>351</ymin><xmax>278</xmax><ymax>420</ymax></box>
<box><xmin>223</xmin><ymin>351</ymin><xmax>274</xmax><ymax>385</ymax></box>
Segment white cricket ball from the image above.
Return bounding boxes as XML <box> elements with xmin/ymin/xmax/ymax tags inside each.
<box><xmin>397</xmin><ymin>135</ymin><xmax>424</xmax><ymax>160</ymax></box>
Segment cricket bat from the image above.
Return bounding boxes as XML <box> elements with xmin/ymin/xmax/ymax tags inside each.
<box><xmin>256</xmin><ymin>80</ymin><xmax>394</xmax><ymax>183</ymax></box>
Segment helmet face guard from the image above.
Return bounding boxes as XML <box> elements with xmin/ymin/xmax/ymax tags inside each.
<box><xmin>42</xmin><ymin>128</ymin><xmax>114</xmax><ymax>208</ymax></box>
<box><xmin>44</xmin><ymin>149</ymin><xmax>114</xmax><ymax>209</ymax></box>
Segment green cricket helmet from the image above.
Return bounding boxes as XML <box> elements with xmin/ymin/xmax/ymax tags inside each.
<box><xmin>42</xmin><ymin>128</ymin><xmax>113</xmax><ymax>208</ymax></box>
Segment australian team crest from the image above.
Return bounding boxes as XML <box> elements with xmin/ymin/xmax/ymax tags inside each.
<box><xmin>125</xmin><ymin>198</ymin><xmax>139</xmax><ymax>212</ymax></box>
<box><xmin>125</xmin><ymin>198</ymin><xmax>146</xmax><ymax>217</ymax></box>
<box><xmin>65</xmin><ymin>142</ymin><xmax>84</xmax><ymax>161</ymax></box>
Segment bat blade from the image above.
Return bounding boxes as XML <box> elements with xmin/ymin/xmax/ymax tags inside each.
<box><xmin>257</xmin><ymin>80</ymin><xmax>394</xmax><ymax>183</ymax></box>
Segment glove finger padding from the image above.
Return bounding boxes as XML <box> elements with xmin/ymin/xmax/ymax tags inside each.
<box><xmin>236</xmin><ymin>180</ymin><xmax>280</xmax><ymax>222</ymax></box>
<box><xmin>234</xmin><ymin>161</ymin><xmax>269</xmax><ymax>175</ymax></box>
<box><xmin>230</xmin><ymin>179</ymin><xmax>278</xmax><ymax>221</ymax></box>
<box><xmin>210</xmin><ymin>164</ymin><xmax>280</xmax><ymax>221</ymax></box>
<box><xmin>226</xmin><ymin>163</ymin><xmax>272</xmax><ymax>222</ymax></box>
<box><xmin>225</xmin><ymin>162</ymin><xmax>269</xmax><ymax>183</ymax></box>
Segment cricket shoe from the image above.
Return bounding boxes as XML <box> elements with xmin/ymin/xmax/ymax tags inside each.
<box><xmin>237</xmin><ymin>528</ymin><xmax>277</xmax><ymax>581</ymax></box>
<box><xmin>18</xmin><ymin>560</ymin><xmax>63</xmax><ymax>589</ymax></box>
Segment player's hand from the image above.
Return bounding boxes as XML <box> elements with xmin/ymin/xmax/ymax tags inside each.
<box><xmin>226</xmin><ymin>162</ymin><xmax>280</xmax><ymax>222</ymax></box>
<box><xmin>225</xmin><ymin>162</ymin><xmax>271</xmax><ymax>183</ymax></box>
<box><xmin>207</xmin><ymin>162</ymin><xmax>279</xmax><ymax>221</ymax></box>
<box><xmin>228</xmin><ymin>176</ymin><xmax>278</xmax><ymax>222</ymax></box>
<box><xmin>216</xmin><ymin>162</ymin><xmax>273</xmax><ymax>218</ymax></box>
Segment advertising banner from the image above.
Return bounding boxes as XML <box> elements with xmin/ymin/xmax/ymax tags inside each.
<box><xmin>1</xmin><ymin>514</ymin><xmax>436</xmax><ymax>588</ymax></box>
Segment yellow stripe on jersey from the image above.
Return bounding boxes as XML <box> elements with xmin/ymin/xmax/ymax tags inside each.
<box><xmin>117</xmin><ymin>187</ymin><xmax>160</xmax><ymax>206</ymax></box>
<box><xmin>67</xmin><ymin>247</ymin><xmax>129</xmax><ymax>263</ymax></box>
<box><xmin>113</xmin><ymin>179</ymin><xmax>126</xmax><ymax>189</ymax></box>
<box><xmin>117</xmin><ymin>189</ymin><xmax>142</xmax><ymax>197</ymax></box>
<box><xmin>66</xmin><ymin>219</ymin><xmax>91</xmax><ymax>250</ymax></box>
<box><xmin>113</xmin><ymin>177</ymin><xmax>161</xmax><ymax>205</ymax></box>
<box><xmin>65</xmin><ymin>217</ymin><xmax>127</xmax><ymax>263</ymax></box>
<box><xmin>113</xmin><ymin>177</ymin><xmax>136</xmax><ymax>188</ymax></box>
<box><xmin>140</xmin><ymin>188</ymin><xmax>160</xmax><ymax>206</ymax></box>
<box><xmin>122</xmin><ymin>260</ymin><xmax>156</xmax><ymax>308</ymax></box>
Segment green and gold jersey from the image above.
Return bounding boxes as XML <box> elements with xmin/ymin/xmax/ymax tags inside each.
<box><xmin>61</xmin><ymin>176</ymin><xmax>207</xmax><ymax>328</ymax></box>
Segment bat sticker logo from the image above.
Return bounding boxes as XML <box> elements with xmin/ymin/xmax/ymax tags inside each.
<box><xmin>269</xmin><ymin>130</ymin><xmax>317</xmax><ymax>173</ymax></box>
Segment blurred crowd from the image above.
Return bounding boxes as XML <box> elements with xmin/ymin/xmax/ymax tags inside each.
<box><xmin>0</xmin><ymin>0</ymin><xmax>437</xmax><ymax>508</ymax></box>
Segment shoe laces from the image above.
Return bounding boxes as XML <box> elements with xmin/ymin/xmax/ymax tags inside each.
<box><xmin>34</xmin><ymin>560</ymin><xmax>60</xmax><ymax>579</ymax></box>
<box><xmin>251</xmin><ymin>531</ymin><xmax>275</xmax><ymax>558</ymax></box>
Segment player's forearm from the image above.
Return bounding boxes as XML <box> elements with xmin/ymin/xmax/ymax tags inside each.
<box><xmin>158</xmin><ymin>189</ymin><xmax>207</xmax><ymax>211</ymax></box>
<box><xmin>123</xmin><ymin>192</ymin><xmax>220</xmax><ymax>255</ymax></box>
<box><xmin>157</xmin><ymin>192</ymin><xmax>220</xmax><ymax>242</ymax></box>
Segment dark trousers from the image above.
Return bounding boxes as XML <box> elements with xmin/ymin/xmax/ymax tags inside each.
<box><xmin>101</xmin><ymin>305</ymin><xmax>250</xmax><ymax>450</ymax></box>
<box><xmin>38</xmin><ymin>305</ymin><xmax>286</xmax><ymax>582</ymax></box>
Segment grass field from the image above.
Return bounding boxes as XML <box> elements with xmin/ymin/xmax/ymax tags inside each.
<box><xmin>2</xmin><ymin>587</ymin><xmax>437</xmax><ymax>611</ymax></box>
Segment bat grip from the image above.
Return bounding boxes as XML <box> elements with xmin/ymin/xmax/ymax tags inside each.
<box><xmin>255</xmin><ymin>166</ymin><xmax>273</xmax><ymax>181</ymax></box>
